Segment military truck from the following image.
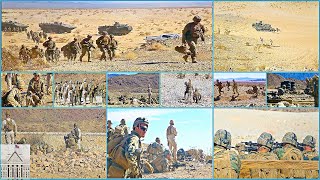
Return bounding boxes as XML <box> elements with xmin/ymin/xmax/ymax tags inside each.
<box><xmin>39</xmin><ymin>22</ymin><xmax>76</xmax><ymax>33</ymax></box>
<box><xmin>252</xmin><ymin>21</ymin><xmax>277</xmax><ymax>32</ymax></box>
<box><xmin>98</xmin><ymin>22</ymin><xmax>132</xmax><ymax>36</ymax></box>
<box><xmin>2</xmin><ymin>21</ymin><xmax>28</xmax><ymax>32</ymax></box>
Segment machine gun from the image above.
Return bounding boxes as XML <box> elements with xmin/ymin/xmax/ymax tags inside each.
<box><xmin>241</xmin><ymin>141</ymin><xmax>258</xmax><ymax>152</ymax></box>
<box><xmin>169</xmin><ymin>162</ymin><xmax>186</xmax><ymax>171</ymax></box>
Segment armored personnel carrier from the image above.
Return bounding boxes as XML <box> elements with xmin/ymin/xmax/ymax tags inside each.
<box><xmin>252</xmin><ymin>21</ymin><xmax>277</xmax><ymax>32</ymax></box>
<box><xmin>39</xmin><ymin>22</ymin><xmax>76</xmax><ymax>34</ymax></box>
<box><xmin>98</xmin><ymin>22</ymin><xmax>132</xmax><ymax>36</ymax></box>
<box><xmin>2</xmin><ymin>21</ymin><xmax>28</xmax><ymax>32</ymax></box>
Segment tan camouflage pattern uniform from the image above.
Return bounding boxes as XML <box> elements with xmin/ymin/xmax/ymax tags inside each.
<box><xmin>303</xmin><ymin>150</ymin><xmax>319</xmax><ymax>178</ymax></box>
<box><xmin>27</xmin><ymin>77</ymin><xmax>44</xmax><ymax>106</ymax></box>
<box><xmin>166</xmin><ymin>124</ymin><xmax>178</xmax><ymax>162</ymax></box>
<box><xmin>246</xmin><ymin>151</ymin><xmax>279</xmax><ymax>178</ymax></box>
<box><xmin>2</xmin><ymin>118</ymin><xmax>17</xmax><ymax>144</ymax></box>
<box><xmin>214</xmin><ymin>146</ymin><xmax>240</xmax><ymax>178</ymax></box>
<box><xmin>274</xmin><ymin>144</ymin><xmax>304</xmax><ymax>178</ymax></box>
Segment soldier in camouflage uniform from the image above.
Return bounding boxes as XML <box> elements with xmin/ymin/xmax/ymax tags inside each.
<box><xmin>232</xmin><ymin>79</ymin><xmax>239</xmax><ymax>96</ymax></box>
<box><xmin>193</xmin><ymin>88</ymin><xmax>201</xmax><ymax>103</ymax></box>
<box><xmin>80</xmin><ymin>35</ymin><xmax>95</xmax><ymax>62</ymax></box>
<box><xmin>109</xmin><ymin>34</ymin><xmax>118</xmax><ymax>61</ymax></box>
<box><xmin>108</xmin><ymin>117</ymin><xmax>149</xmax><ymax>178</ymax></box>
<box><xmin>2</xmin><ymin>112</ymin><xmax>17</xmax><ymax>144</ymax></box>
<box><xmin>246</xmin><ymin>132</ymin><xmax>279</xmax><ymax>178</ymax></box>
<box><xmin>147</xmin><ymin>149</ymin><xmax>171</xmax><ymax>173</ymax></box>
<box><xmin>167</xmin><ymin>120</ymin><xmax>178</xmax><ymax>163</ymax></box>
<box><xmin>147</xmin><ymin>137</ymin><xmax>164</xmax><ymax>161</ymax></box>
<box><xmin>54</xmin><ymin>47</ymin><xmax>61</xmax><ymax>62</ymax></box>
<box><xmin>69</xmin><ymin>38</ymin><xmax>81</xmax><ymax>62</ymax></box>
<box><xmin>181</xmin><ymin>15</ymin><xmax>205</xmax><ymax>63</ymax></box>
<box><xmin>216</xmin><ymin>79</ymin><xmax>223</xmax><ymax>96</ymax></box>
<box><xmin>64</xmin><ymin>123</ymin><xmax>82</xmax><ymax>149</ymax></box>
<box><xmin>19</xmin><ymin>45</ymin><xmax>30</xmax><ymax>63</ymax></box>
<box><xmin>214</xmin><ymin>129</ymin><xmax>240</xmax><ymax>178</ymax></box>
<box><xmin>107</xmin><ymin>120</ymin><xmax>114</xmax><ymax>143</ymax></box>
<box><xmin>3</xmin><ymin>81</ymin><xmax>23</xmax><ymax>107</ymax></box>
<box><xmin>30</xmin><ymin>45</ymin><xmax>43</xmax><ymax>59</ymax></box>
<box><xmin>101</xmin><ymin>81</ymin><xmax>106</xmax><ymax>105</ymax></box>
<box><xmin>114</xmin><ymin>119</ymin><xmax>129</xmax><ymax>137</ymax></box>
<box><xmin>96</xmin><ymin>31</ymin><xmax>111</xmax><ymax>61</ymax></box>
<box><xmin>147</xmin><ymin>84</ymin><xmax>152</xmax><ymax>104</ymax></box>
<box><xmin>26</xmin><ymin>73</ymin><xmax>44</xmax><ymax>106</ymax></box>
<box><xmin>274</xmin><ymin>132</ymin><xmax>304</xmax><ymax>178</ymax></box>
<box><xmin>184</xmin><ymin>79</ymin><xmax>193</xmax><ymax>101</ymax></box>
<box><xmin>43</xmin><ymin>37</ymin><xmax>56</xmax><ymax>62</ymax></box>
<box><xmin>80</xmin><ymin>78</ymin><xmax>89</xmax><ymax>104</ymax></box>
<box><xmin>302</xmin><ymin>135</ymin><xmax>318</xmax><ymax>178</ymax></box>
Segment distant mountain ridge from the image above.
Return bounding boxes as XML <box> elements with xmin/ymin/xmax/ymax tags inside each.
<box><xmin>215</xmin><ymin>77</ymin><xmax>266</xmax><ymax>82</ymax></box>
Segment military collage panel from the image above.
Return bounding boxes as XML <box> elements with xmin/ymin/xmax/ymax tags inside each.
<box><xmin>1</xmin><ymin>0</ymin><xmax>319</xmax><ymax>180</ymax></box>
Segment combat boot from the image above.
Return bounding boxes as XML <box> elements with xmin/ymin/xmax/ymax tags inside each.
<box><xmin>183</xmin><ymin>55</ymin><xmax>189</xmax><ymax>62</ymax></box>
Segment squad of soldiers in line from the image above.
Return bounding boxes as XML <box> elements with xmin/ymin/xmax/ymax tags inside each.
<box><xmin>183</xmin><ymin>79</ymin><xmax>202</xmax><ymax>104</ymax></box>
<box><xmin>2</xmin><ymin>73</ymin><xmax>52</xmax><ymax>107</ymax></box>
<box><xmin>214</xmin><ymin>129</ymin><xmax>318</xmax><ymax>179</ymax></box>
<box><xmin>108</xmin><ymin>84</ymin><xmax>157</xmax><ymax>106</ymax></box>
<box><xmin>107</xmin><ymin>118</ymin><xmax>180</xmax><ymax>178</ymax></box>
<box><xmin>26</xmin><ymin>30</ymin><xmax>48</xmax><ymax>45</ymax></box>
<box><xmin>54</xmin><ymin>78</ymin><xmax>106</xmax><ymax>106</ymax></box>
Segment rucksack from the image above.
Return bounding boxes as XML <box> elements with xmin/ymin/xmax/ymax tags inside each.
<box><xmin>108</xmin><ymin>135</ymin><xmax>133</xmax><ymax>170</ymax></box>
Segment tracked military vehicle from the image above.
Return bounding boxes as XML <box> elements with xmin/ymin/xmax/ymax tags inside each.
<box><xmin>98</xmin><ymin>22</ymin><xmax>132</xmax><ymax>36</ymax></box>
<box><xmin>252</xmin><ymin>21</ymin><xmax>277</xmax><ymax>32</ymax></box>
<box><xmin>39</xmin><ymin>22</ymin><xmax>76</xmax><ymax>34</ymax></box>
<box><xmin>2</xmin><ymin>21</ymin><xmax>28</xmax><ymax>32</ymax></box>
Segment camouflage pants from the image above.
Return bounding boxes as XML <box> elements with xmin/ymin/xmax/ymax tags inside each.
<box><xmin>46</xmin><ymin>49</ymin><xmax>55</xmax><ymax>62</ymax></box>
<box><xmin>5</xmin><ymin>131</ymin><xmax>15</xmax><ymax>144</ymax></box>
<box><xmin>70</xmin><ymin>50</ymin><xmax>78</xmax><ymax>61</ymax></box>
<box><xmin>186</xmin><ymin>38</ymin><xmax>198</xmax><ymax>60</ymax></box>
<box><xmin>27</xmin><ymin>94</ymin><xmax>42</xmax><ymax>106</ymax></box>
<box><xmin>99</xmin><ymin>47</ymin><xmax>108</xmax><ymax>61</ymax></box>
<box><xmin>79</xmin><ymin>48</ymin><xmax>91</xmax><ymax>62</ymax></box>
<box><xmin>233</xmin><ymin>87</ymin><xmax>239</xmax><ymax>95</ymax></box>
<box><xmin>168</xmin><ymin>138</ymin><xmax>177</xmax><ymax>162</ymax></box>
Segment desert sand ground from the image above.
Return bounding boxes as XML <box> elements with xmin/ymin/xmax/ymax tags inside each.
<box><xmin>2</xmin><ymin>7</ymin><xmax>212</xmax><ymax>72</ymax></box>
<box><xmin>143</xmin><ymin>161</ymin><xmax>212</xmax><ymax>179</ymax></box>
<box><xmin>54</xmin><ymin>73</ymin><xmax>106</xmax><ymax>107</ymax></box>
<box><xmin>214</xmin><ymin>2</ymin><xmax>318</xmax><ymax>71</ymax></box>
<box><xmin>214</xmin><ymin>109</ymin><xmax>318</xmax><ymax>145</ymax></box>
<box><xmin>1</xmin><ymin>109</ymin><xmax>106</xmax><ymax>178</ymax></box>
<box><xmin>161</xmin><ymin>73</ymin><xmax>212</xmax><ymax>107</ymax></box>
<box><xmin>214</xmin><ymin>81</ymin><xmax>266</xmax><ymax>107</ymax></box>
<box><xmin>1</xmin><ymin>73</ymin><xmax>53</xmax><ymax>107</ymax></box>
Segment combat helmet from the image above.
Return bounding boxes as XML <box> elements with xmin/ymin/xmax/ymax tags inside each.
<box><xmin>303</xmin><ymin>135</ymin><xmax>316</xmax><ymax>148</ymax></box>
<box><xmin>110</xmin><ymin>34</ymin><xmax>114</xmax><ymax>38</ymax></box>
<box><xmin>87</xmin><ymin>34</ymin><xmax>92</xmax><ymax>38</ymax></box>
<box><xmin>282</xmin><ymin>132</ymin><xmax>298</xmax><ymax>147</ymax></box>
<box><xmin>120</xmin><ymin>118</ymin><xmax>126</xmax><ymax>125</ymax></box>
<box><xmin>155</xmin><ymin>137</ymin><xmax>160</xmax><ymax>142</ymax></box>
<box><xmin>133</xmin><ymin>117</ymin><xmax>149</xmax><ymax>128</ymax></box>
<box><xmin>214</xmin><ymin>129</ymin><xmax>231</xmax><ymax>148</ymax></box>
<box><xmin>257</xmin><ymin>132</ymin><xmax>275</xmax><ymax>149</ymax></box>
<box><xmin>193</xmin><ymin>15</ymin><xmax>202</xmax><ymax>22</ymax></box>
<box><xmin>164</xmin><ymin>149</ymin><xmax>172</xmax><ymax>156</ymax></box>
<box><xmin>170</xmin><ymin>120</ymin><xmax>174</xmax><ymax>125</ymax></box>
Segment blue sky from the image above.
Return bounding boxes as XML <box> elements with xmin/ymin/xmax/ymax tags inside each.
<box><xmin>3</xmin><ymin>1</ymin><xmax>211</xmax><ymax>9</ymax></box>
<box><xmin>107</xmin><ymin>108</ymin><xmax>212</xmax><ymax>154</ymax></box>
<box><xmin>214</xmin><ymin>73</ymin><xmax>266</xmax><ymax>79</ymax></box>
<box><xmin>272</xmin><ymin>73</ymin><xmax>318</xmax><ymax>81</ymax></box>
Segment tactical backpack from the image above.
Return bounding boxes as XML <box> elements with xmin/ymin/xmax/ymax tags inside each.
<box><xmin>108</xmin><ymin>135</ymin><xmax>133</xmax><ymax>170</ymax></box>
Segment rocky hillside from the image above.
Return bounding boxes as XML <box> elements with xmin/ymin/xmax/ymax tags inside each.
<box><xmin>108</xmin><ymin>73</ymin><xmax>159</xmax><ymax>93</ymax></box>
<box><xmin>2</xmin><ymin>109</ymin><xmax>106</xmax><ymax>132</ymax></box>
<box><xmin>267</xmin><ymin>73</ymin><xmax>306</xmax><ymax>89</ymax></box>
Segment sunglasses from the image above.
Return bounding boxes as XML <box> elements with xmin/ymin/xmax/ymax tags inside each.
<box><xmin>139</xmin><ymin>125</ymin><xmax>148</xmax><ymax>132</ymax></box>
